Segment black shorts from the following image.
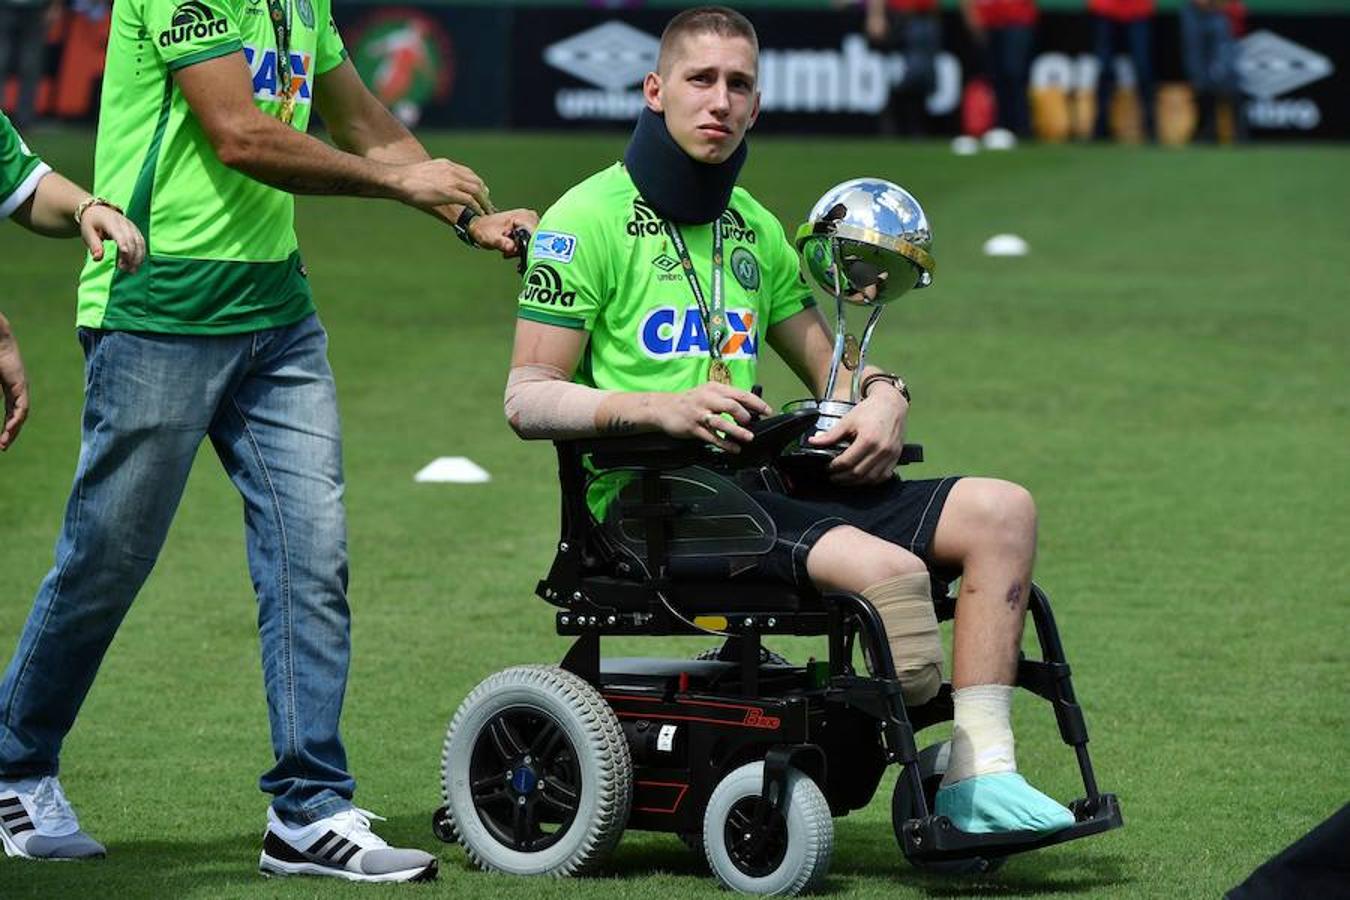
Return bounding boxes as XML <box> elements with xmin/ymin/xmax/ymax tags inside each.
<box><xmin>739</xmin><ymin>474</ymin><xmax>963</xmax><ymax>590</ymax></box>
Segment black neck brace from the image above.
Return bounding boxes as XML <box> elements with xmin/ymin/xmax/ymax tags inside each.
<box><xmin>623</xmin><ymin>107</ymin><xmax>747</xmax><ymax>225</ymax></box>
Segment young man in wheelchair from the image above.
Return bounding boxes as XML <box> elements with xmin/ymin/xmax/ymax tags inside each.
<box><xmin>504</xmin><ymin>6</ymin><xmax>1072</xmax><ymax>838</ymax></box>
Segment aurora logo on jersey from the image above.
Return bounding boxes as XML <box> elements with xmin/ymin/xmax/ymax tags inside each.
<box><xmin>626</xmin><ymin>198</ymin><xmax>663</xmax><ymax>238</ymax></box>
<box><xmin>520</xmin><ymin>263</ymin><xmax>577</xmax><ymax>307</ymax></box>
<box><xmin>244</xmin><ymin>45</ymin><xmax>313</xmax><ymax>103</ymax></box>
<box><xmin>159</xmin><ymin>0</ymin><xmax>228</xmax><ymax>47</ymax></box>
<box><xmin>640</xmin><ymin>307</ymin><xmax>757</xmax><ymax>359</ymax></box>
<box><xmin>719</xmin><ymin>208</ymin><xmax>757</xmax><ymax>244</ymax></box>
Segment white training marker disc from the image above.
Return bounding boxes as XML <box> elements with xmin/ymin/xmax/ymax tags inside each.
<box><xmin>414</xmin><ymin>457</ymin><xmax>491</xmax><ymax>484</ymax></box>
<box><xmin>983</xmin><ymin>234</ymin><xmax>1030</xmax><ymax>257</ymax></box>
<box><xmin>982</xmin><ymin>128</ymin><xmax>1018</xmax><ymax>151</ymax></box>
<box><xmin>950</xmin><ymin>135</ymin><xmax>980</xmax><ymax>156</ymax></box>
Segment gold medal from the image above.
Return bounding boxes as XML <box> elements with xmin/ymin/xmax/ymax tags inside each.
<box><xmin>709</xmin><ymin>360</ymin><xmax>732</xmax><ymax>385</ymax></box>
<box><xmin>842</xmin><ymin>333</ymin><xmax>862</xmax><ymax>370</ymax></box>
<box><xmin>279</xmin><ymin>92</ymin><xmax>296</xmax><ymax>125</ymax></box>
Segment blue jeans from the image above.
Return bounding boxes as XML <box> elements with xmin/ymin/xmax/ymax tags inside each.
<box><xmin>1092</xmin><ymin>16</ymin><xmax>1156</xmax><ymax>139</ymax></box>
<box><xmin>0</xmin><ymin>314</ymin><xmax>355</xmax><ymax>825</ymax></box>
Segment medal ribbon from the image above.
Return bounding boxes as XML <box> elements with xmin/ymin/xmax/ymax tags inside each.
<box><xmin>664</xmin><ymin>220</ymin><xmax>726</xmax><ymax>362</ymax></box>
<box><xmin>265</xmin><ymin>0</ymin><xmax>294</xmax><ymax>122</ymax></box>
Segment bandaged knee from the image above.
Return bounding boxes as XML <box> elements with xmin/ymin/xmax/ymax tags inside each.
<box><xmin>861</xmin><ymin>572</ymin><xmax>944</xmax><ymax>706</ymax></box>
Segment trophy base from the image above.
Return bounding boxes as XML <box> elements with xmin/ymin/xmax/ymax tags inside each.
<box><xmin>783</xmin><ymin>398</ymin><xmax>856</xmax><ymax>454</ymax></box>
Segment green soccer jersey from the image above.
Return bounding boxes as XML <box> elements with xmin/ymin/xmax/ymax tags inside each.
<box><xmin>517</xmin><ymin>163</ymin><xmax>814</xmax><ymax>395</ymax></box>
<box><xmin>0</xmin><ymin>112</ymin><xmax>50</xmax><ymax>221</ymax></box>
<box><xmin>77</xmin><ymin>0</ymin><xmax>348</xmax><ymax>333</ymax></box>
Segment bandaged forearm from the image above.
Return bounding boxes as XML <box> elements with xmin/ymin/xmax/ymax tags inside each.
<box><xmin>862</xmin><ymin>572</ymin><xmax>944</xmax><ymax>706</ymax></box>
<box><xmin>504</xmin><ymin>364</ymin><xmax>616</xmax><ymax>439</ymax></box>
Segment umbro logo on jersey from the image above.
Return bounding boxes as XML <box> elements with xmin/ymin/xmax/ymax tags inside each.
<box><xmin>520</xmin><ymin>264</ymin><xmax>577</xmax><ymax>307</ymax></box>
<box><xmin>719</xmin><ymin>208</ymin><xmax>757</xmax><ymax>244</ymax></box>
<box><xmin>640</xmin><ymin>307</ymin><xmax>757</xmax><ymax>359</ymax></box>
<box><xmin>159</xmin><ymin>0</ymin><xmax>228</xmax><ymax>47</ymax></box>
<box><xmin>652</xmin><ymin>254</ymin><xmax>679</xmax><ymax>272</ymax></box>
<box><xmin>626</xmin><ymin>198</ymin><xmax>663</xmax><ymax>238</ymax></box>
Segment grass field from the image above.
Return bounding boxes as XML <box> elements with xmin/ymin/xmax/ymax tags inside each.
<box><xmin>1</xmin><ymin>132</ymin><xmax>1347</xmax><ymax>899</ymax></box>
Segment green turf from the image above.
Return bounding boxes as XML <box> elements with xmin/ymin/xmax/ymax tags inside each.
<box><xmin>0</xmin><ymin>132</ymin><xmax>1347</xmax><ymax>899</ymax></box>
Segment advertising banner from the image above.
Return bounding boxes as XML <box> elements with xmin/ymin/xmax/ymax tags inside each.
<box><xmin>508</xmin><ymin>7</ymin><xmax>1348</xmax><ymax>140</ymax></box>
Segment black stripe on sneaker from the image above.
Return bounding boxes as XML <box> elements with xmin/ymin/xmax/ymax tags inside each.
<box><xmin>8</xmin><ymin>821</ymin><xmax>34</xmax><ymax>835</ymax></box>
<box><xmin>307</xmin><ymin>830</ymin><xmax>339</xmax><ymax>854</ymax></box>
<box><xmin>323</xmin><ymin>837</ymin><xmax>351</xmax><ymax>861</ymax></box>
<box><xmin>335</xmin><ymin>843</ymin><xmax>360</xmax><ymax>866</ymax></box>
<box><xmin>0</xmin><ymin>797</ymin><xmax>22</xmax><ymax>809</ymax></box>
<box><xmin>263</xmin><ymin>830</ymin><xmax>309</xmax><ymax>864</ymax></box>
<box><xmin>2</xmin><ymin>810</ymin><xmax>29</xmax><ymax>823</ymax></box>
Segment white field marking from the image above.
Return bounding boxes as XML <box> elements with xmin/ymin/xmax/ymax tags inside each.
<box><xmin>414</xmin><ymin>457</ymin><xmax>491</xmax><ymax>484</ymax></box>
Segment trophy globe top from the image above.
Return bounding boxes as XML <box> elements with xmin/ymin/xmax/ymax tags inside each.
<box><xmin>795</xmin><ymin>178</ymin><xmax>935</xmax><ymax>307</ymax></box>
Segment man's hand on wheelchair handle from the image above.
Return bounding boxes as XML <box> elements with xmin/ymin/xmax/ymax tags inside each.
<box><xmin>808</xmin><ymin>387</ymin><xmax>909</xmax><ymax>485</ymax></box>
<box><xmin>654</xmin><ymin>383</ymin><xmax>773</xmax><ymax>454</ymax></box>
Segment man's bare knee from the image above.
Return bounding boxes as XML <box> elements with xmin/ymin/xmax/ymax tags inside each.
<box><xmin>936</xmin><ymin>478</ymin><xmax>1038</xmax><ymax>563</ymax></box>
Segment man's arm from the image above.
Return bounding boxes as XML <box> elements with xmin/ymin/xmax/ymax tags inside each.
<box><xmin>174</xmin><ymin>52</ymin><xmax>488</xmax><ymax>212</ymax></box>
<box><xmin>0</xmin><ymin>312</ymin><xmax>28</xmax><ymax>451</ymax></box>
<box><xmin>10</xmin><ymin>171</ymin><xmax>145</xmax><ymax>272</ymax></box>
<box><xmin>768</xmin><ymin>307</ymin><xmax>910</xmax><ymax>484</ymax></box>
<box><xmin>313</xmin><ymin>59</ymin><xmax>536</xmax><ymax>253</ymax></box>
<box><xmin>507</xmin><ymin>319</ymin><xmax>769</xmax><ymax>451</ymax></box>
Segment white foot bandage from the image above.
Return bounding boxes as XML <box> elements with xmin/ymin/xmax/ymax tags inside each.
<box><xmin>862</xmin><ymin>572</ymin><xmax>944</xmax><ymax>706</ymax></box>
<box><xmin>941</xmin><ymin>683</ymin><xmax>1017</xmax><ymax>787</ymax></box>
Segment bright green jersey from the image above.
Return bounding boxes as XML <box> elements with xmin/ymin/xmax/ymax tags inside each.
<box><xmin>0</xmin><ymin>112</ymin><xmax>49</xmax><ymax>221</ymax></box>
<box><xmin>517</xmin><ymin>163</ymin><xmax>814</xmax><ymax>394</ymax></box>
<box><xmin>77</xmin><ymin>0</ymin><xmax>347</xmax><ymax>333</ymax></box>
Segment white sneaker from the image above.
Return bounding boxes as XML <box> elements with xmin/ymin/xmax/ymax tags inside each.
<box><xmin>0</xmin><ymin>776</ymin><xmax>105</xmax><ymax>860</ymax></box>
<box><xmin>259</xmin><ymin>806</ymin><xmax>437</xmax><ymax>883</ymax></box>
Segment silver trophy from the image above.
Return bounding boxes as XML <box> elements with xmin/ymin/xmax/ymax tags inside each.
<box><xmin>789</xmin><ymin>178</ymin><xmax>936</xmax><ymax>452</ymax></box>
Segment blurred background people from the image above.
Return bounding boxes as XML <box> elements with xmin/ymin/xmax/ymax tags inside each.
<box><xmin>865</xmin><ymin>0</ymin><xmax>941</xmax><ymax>136</ymax></box>
<box><xmin>963</xmin><ymin>0</ymin><xmax>1037</xmax><ymax>137</ymax></box>
<box><xmin>1089</xmin><ymin>0</ymin><xmax>1157</xmax><ymax>142</ymax></box>
<box><xmin>0</xmin><ymin>0</ymin><xmax>59</xmax><ymax>126</ymax></box>
<box><xmin>1181</xmin><ymin>0</ymin><xmax>1247</xmax><ymax>142</ymax></box>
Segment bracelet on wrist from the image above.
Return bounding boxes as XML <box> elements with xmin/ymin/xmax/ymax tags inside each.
<box><xmin>453</xmin><ymin>207</ymin><xmax>479</xmax><ymax>247</ymax></box>
<box><xmin>73</xmin><ymin>196</ymin><xmax>123</xmax><ymax>227</ymax></box>
<box><xmin>861</xmin><ymin>372</ymin><xmax>911</xmax><ymax>404</ymax></box>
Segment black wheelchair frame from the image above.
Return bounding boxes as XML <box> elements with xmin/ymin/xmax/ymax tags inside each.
<box><xmin>435</xmin><ymin>407</ymin><xmax>1122</xmax><ymax>873</ymax></box>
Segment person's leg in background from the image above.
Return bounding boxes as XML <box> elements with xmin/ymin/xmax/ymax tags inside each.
<box><xmin>1092</xmin><ymin>15</ymin><xmax>1118</xmax><ymax>139</ymax></box>
<box><xmin>1003</xmin><ymin>24</ymin><xmax>1034</xmax><ymax>136</ymax></box>
<box><xmin>1126</xmin><ymin>16</ymin><xmax>1157</xmax><ymax>141</ymax></box>
<box><xmin>12</xmin><ymin>3</ymin><xmax>46</xmax><ymax>125</ymax></box>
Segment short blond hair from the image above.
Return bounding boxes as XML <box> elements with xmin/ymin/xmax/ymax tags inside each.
<box><xmin>657</xmin><ymin>6</ymin><xmax>759</xmax><ymax>75</ymax></box>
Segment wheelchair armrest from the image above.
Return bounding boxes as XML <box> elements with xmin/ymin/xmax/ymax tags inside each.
<box><xmin>565</xmin><ymin>408</ymin><xmax>824</xmax><ymax>471</ymax></box>
<box><xmin>565</xmin><ymin>409</ymin><xmax>923</xmax><ymax>471</ymax></box>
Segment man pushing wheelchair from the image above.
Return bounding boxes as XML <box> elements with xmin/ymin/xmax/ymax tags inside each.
<box><xmin>435</xmin><ymin>6</ymin><xmax>1121</xmax><ymax>891</ymax></box>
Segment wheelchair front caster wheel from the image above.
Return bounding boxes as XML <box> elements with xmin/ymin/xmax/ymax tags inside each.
<box><xmin>440</xmin><ymin>665</ymin><xmax>633</xmax><ymax>875</ymax></box>
<box><xmin>431</xmin><ymin>805</ymin><xmax>455</xmax><ymax>843</ymax></box>
<box><xmin>703</xmin><ymin>760</ymin><xmax>833</xmax><ymax>895</ymax></box>
<box><xmin>892</xmin><ymin>740</ymin><xmax>1006</xmax><ymax>875</ymax></box>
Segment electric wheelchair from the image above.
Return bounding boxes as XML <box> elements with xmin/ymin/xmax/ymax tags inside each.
<box><xmin>432</xmin><ymin>406</ymin><xmax>1123</xmax><ymax>893</ymax></box>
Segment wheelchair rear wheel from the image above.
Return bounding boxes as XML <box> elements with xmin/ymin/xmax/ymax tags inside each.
<box><xmin>891</xmin><ymin>740</ymin><xmax>1006</xmax><ymax>875</ymax></box>
<box><xmin>441</xmin><ymin>665</ymin><xmax>633</xmax><ymax>876</ymax></box>
<box><xmin>703</xmin><ymin>760</ymin><xmax>833</xmax><ymax>895</ymax></box>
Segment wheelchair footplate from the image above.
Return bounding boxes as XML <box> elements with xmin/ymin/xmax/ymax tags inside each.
<box><xmin>900</xmin><ymin>791</ymin><xmax>1123</xmax><ymax>863</ymax></box>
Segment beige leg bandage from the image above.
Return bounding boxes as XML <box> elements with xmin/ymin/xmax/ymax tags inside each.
<box><xmin>861</xmin><ymin>572</ymin><xmax>944</xmax><ymax>706</ymax></box>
